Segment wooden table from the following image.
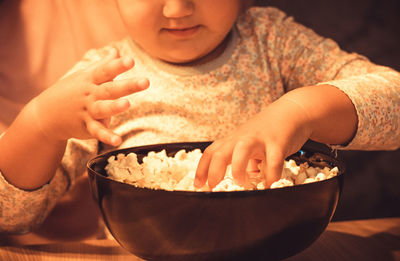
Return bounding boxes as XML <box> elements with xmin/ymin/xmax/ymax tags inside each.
<box><xmin>1</xmin><ymin>217</ymin><xmax>399</xmax><ymax>261</ymax></box>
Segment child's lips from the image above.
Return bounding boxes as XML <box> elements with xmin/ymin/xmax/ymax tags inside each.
<box><xmin>163</xmin><ymin>25</ymin><xmax>200</xmax><ymax>38</ymax></box>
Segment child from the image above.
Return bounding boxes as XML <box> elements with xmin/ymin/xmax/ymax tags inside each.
<box><xmin>0</xmin><ymin>0</ymin><xmax>399</xmax><ymax>234</ymax></box>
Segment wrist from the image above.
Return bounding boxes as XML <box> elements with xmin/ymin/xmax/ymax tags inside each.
<box><xmin>267</xmin><ymin>95</ymin><xmax>314</xmax><ymax>138</ymax></box>
<box><xmin>22</xmin><ymin>98</ymin><xmax>68</xmax><ymax>145</ymax></box>
<box><xmin>279</xmin><ymin>85</ymin><xmax>357</xmax><ymax>145</ymax></box>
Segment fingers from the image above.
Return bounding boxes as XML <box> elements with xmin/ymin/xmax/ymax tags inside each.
<box><xmin>91</xmin><ymin>55</ymin><xmax>135</xmax><ymax>84</ymax></box>
<box><xmin>194</xmin><ymin>145</ymin><xmax>214</xmax><ymax>188</ymax></box>
<box><xmin>195</xmin><ymin>138</ymin><xmax>286</xmax><ymax>190</ymax></box>
<box><xmin>88</xmin><ymin>78</ymin><xmax>149</xmax><ymax>119</ymax></box>
<box><xmin>97</xmin><ymin>78</ymin><xmax>149</xmax><ymax>100</ymax></box>
<box><xmin>207</xmin><ymin>148</ymin><xmax>232</xmax><ymax>189</ymax></box>
<box><xmin>194</xmin><ymin>142</ymin><xmax>230</xmax><ymax>189</ymax></box>
<box><xmin>82</xmin><ymin>55</ymin><xmax>149</xmax><ymax>145</ymax></box>
<box><xmin>264</xmin><ymin>146</ymin><xmax>285</xmax><ymax>187</ymax></box>
<box><xmin>89</xmin><ymin>98</ymin><xmax>131</xmax><ymax>119</ymax></box>
<box><xmin>86</xmin><ymin>118</ymin><xmax>122</xmax><ymax>146</ymax></box>
<box><xmin>246</xmin><ymin>159</ymin><xmax>261</xmax><ymax>173</ymax></box>
<box><xmin>231</xmin><ymin>139</ymin><xmax>259</xmax><ymax>186</ymax></box>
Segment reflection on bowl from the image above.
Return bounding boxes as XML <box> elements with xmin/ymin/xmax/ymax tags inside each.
<box><xmin>87</xmin><ymin>141</ymin><xmax>344</xmax><ymax>261</ymax></box>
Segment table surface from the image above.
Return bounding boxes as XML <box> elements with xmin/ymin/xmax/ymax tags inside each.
<box><xmin>0</xmin><ymin>217</ymin><xmax>399</xmax><ymax>261</ymax></box>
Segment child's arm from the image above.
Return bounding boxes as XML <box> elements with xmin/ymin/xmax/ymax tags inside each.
<box><xmin>194</xmin><ymin>8</ymin><xmax>400</xmax><ymax>189</ymax></box>
<box><xmin>195</xmin><ymin>84</ymin><xmax>357</xmax><ymax>189</ymax></box>
<box><xmin>0</xmin><ymin>49</ymin><xmax>149</xmax><ymax>190</ymax></box>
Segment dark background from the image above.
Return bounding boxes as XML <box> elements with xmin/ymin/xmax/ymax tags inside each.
<box><xmin>256</xmin><ymin>0</ymin><xmax>400</xmax><ymax>220</ymax></box>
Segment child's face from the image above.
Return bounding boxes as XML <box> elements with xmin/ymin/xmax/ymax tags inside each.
<box><xmin>116</xmin><ymin>0</ymin><xmax>241</xmax><ymax>64</ymax></box>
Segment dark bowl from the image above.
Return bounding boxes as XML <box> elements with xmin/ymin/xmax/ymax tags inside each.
<box><xmin>87</xmin><ymin>141</ymin><xmax>344</xmax><ymax>261</ymax></box>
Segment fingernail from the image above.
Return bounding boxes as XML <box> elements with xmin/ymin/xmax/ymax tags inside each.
<box><xmin>117</xmin><ymin>98</ymin><xmax>130</xmax><ymax>109</ymax></box>
<box><xmin>111</xmin><ymin>136</ymin><xmax>121</xmax><ymax>146</ymax></box>
<box><xmin>138</xmin><ymin>79</ymin><xmax>149</xmax><ymax>88</ymax></box>
<box><xmin>123</xmin><ymin>57</ymin><xmax>134</xmax><ymax>67</ymax></box>
<box><xmin>194</xmin><ymin>179</ymin><xmax>202</xmax><ymax>188</ymax></box>
<box><xmin>108</xmin><ymin>48</ymin><xmax>117</xmax><ymax>57</ymax></box>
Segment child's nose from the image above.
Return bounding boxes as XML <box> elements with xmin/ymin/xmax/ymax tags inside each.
<box><xmin>163</xmin><ymin>0</ymin><xmax>194</xmax><ymax>18</ymax></box>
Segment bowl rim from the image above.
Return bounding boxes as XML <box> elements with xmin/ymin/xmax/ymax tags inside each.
<box><xmin>87</xmin><ymin>140</ymin><xmax>344</xmax><ymax>195</ymax></box>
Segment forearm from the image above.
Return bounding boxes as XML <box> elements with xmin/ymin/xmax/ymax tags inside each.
<box><xmin>0</xmin><ymin>100</ymin><xmax>67</xmax><ymax>190</ymax></box>
<box><xmin>279</xmin><ymin>84</ymin><xmax>358</xmax><ymax>146</ymax></box>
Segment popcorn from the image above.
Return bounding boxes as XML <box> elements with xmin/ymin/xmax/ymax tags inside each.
<box><xmin>294</xmin><ymin>172</ymin><xmax>307</xmax><ymax>185</ymax></box>
<box><xmin>270</xmin><ymin>178</ymin><xmax>294</xmax><ymax>189</ymax></box>
<box><xmin>105</xmin><ymin>149</ymin><xmax>339</xmax><ymax>192</ymax></box>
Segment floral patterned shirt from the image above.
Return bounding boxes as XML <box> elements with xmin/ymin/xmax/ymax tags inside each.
<box><xmin>1</xmin><ymin>7</ymin><xmax>399</xmax><ymax>233</ymax></box>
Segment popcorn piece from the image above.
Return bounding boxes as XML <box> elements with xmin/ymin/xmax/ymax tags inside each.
<box><xmin>315</xmin><ymin>173</ymin><xmax>327</xmax><ymax>181</ymax></box>
<box><xmin>256</xmin><ymin>182</ymin><xmax>266</xmax><ymax>190</ymax></box>
<box><xmin>270</xmin><ymin>178</ymin><xmax>294</xmax><ymax>189</ymax></box>
<box><xmin>305</xmin><ymin>167</ymin><xmax>318</xmax><ymax>178</ymax></box>
<box><xmin>295</xmin><ymin>172</ymin><xmax>307</xmax><ymax>185</ymax></box>
<box><xmin>105</xmin><ymin>149</ymin><xmax>339</xmax><ymax>192</ymax></box>
<box><xmin>304</xmin><ymin>178</ymin><xmax>316</xmax><ymax>184</ymax></box>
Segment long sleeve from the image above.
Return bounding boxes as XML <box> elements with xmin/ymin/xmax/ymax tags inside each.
<box><xmin>0</xmin><ymin>43</ymin><xmax>110</xmax><ymax>234</ymax></box>
<box><xmin>0</xmin><ymin>166</ymin><xmax>68</xmax><ymax>234</ymax></box>
<box><xmin>322</xmin><ymin>64</ymin><xmax>400</xmax><ymax>150</ymax></box>
<box><xmin>245</xmin><ymin>7</ymin><xmax>400</xmax><ymax>150</ymax></box>
<box><xmin>0</xmin><ymin>138</ymin><xmax>98</xmax><ymax>233</ymax></box>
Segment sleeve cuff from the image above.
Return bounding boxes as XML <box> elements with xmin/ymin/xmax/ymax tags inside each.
<box><xmin>319</xmin><ymin>70</ymin><xmax>400</xmax><ymax>150</ymax></box>
<box><xmin>0</xmin><ymin>168</ymin><xmax>69</xmax><ymax>233</ymax></box>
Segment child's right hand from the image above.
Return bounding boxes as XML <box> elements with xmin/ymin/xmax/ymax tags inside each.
<box><xmin>27</xmin><ymin>49</ymin><xmax>149</xmax><ymax>146</ymax></box>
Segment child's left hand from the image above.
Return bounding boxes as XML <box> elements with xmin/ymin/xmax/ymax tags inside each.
<box><xmin>194</xmin><ymin>84</ymin><xmax>357</xmax><ymax>189</ymax></box>
<box><xmin>194</xmin><ymin>98</ymin><xmax>312</xmax><ymax>189</ymax></box>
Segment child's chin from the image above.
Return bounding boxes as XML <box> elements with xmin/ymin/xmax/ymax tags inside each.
<box><xmin>162</xmin><ymin>52</ymin><xmax>214</xmax><ymax>66</ymax></box>
<box><xmin>162</xmin><ymin>57</ymin><xmax>200</xmax><ymax>65</ymax></box>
